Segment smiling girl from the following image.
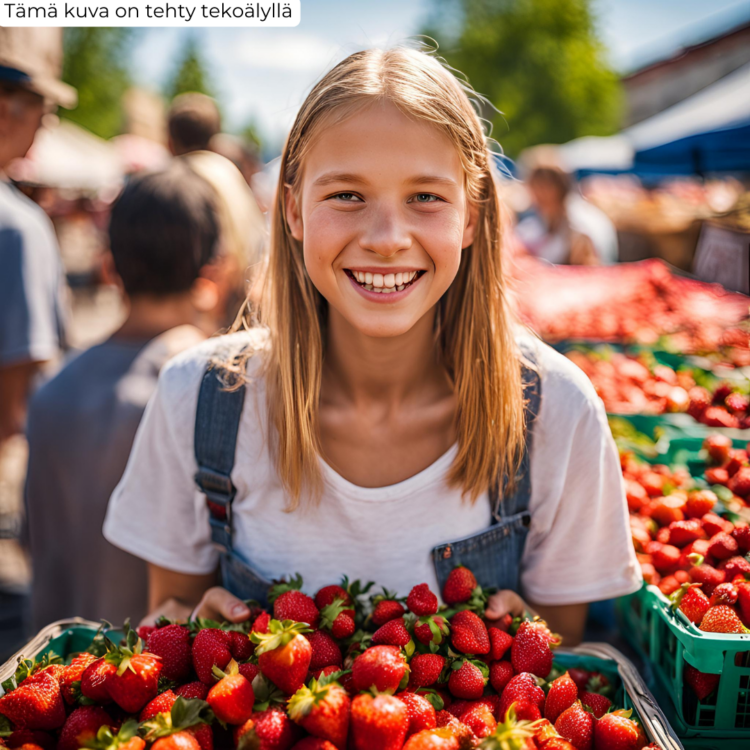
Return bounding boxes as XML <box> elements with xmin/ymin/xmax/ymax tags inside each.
<box><xmin>104</xmin><ymin>46</ymin><xmax>640</xmax><ymax>644</ymax></box>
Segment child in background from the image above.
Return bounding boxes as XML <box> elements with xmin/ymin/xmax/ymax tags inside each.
<box><xmin>105</xmin><ymin>46</ymin><xmax>640</xmax><ymax>644</ymax></box>
<box><xmin>25</xmin><ymin>163</ymin><xmax>219</xmax><ymax>627</ymax></box>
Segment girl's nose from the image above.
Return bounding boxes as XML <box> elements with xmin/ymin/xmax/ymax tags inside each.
<box><xmin>358</xmin><ymin>205</ymin><xmax>412</xmax><ymax>257</ymax></box>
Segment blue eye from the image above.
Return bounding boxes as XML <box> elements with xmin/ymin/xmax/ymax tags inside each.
<box><xmin>413</xmin><ymin>193</ymin><xmax>440</xmax><ymax>203</ymax></box>
<box><xmin>333</xmin><ymin>192</ymin><xmax>360</xmax><ymax>202</ymax></box>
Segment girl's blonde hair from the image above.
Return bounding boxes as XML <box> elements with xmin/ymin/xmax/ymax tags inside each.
<box><xmin>232</xmin><ymin>45</ymin><xmax>525</xmax><ymax>509</ymax></box>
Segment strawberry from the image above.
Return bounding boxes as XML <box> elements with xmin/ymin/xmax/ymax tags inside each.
<box><xmin>351</xmin><ymin>645</ymin><xmax>407</xmax><ymax>694</ymax></box>
<box><xmin>733</xmin><ymin>524</ymin><xmax>750</xmax><ymax>554</ymax></box>
<box><xmin>175</xmin><ymin>682</ymin><xmax>209</xmax><ymax>701</ymax></box>
<box><xmin>703</xmin><ymin>406</ymin><xmax>740</xmax><ymax>429</ymax></box>
<box><xmin>666</xmin><ymin>519</ymin><xmax>703</xmax><ymax>547</ymax></box>
<box><xmin>459</xmin><ymin>701</ymin><xmax>496</xmax><ymax>738</ymax></box>
<box><xmin>498</xmin><ymin>673</ymin><xmax>545</xmax><ymax>723</ymax></box>
<box><xmin>104</xmin><ymin>627</ymin><xmax>162</xmax><ymax>713</ymax></box>
<box><xmin>684</xmin><ymin>665</ymin><xmax>720</xmax><ymax>701</ymax></box>
<box><xmin>710</xmin><ymin>582</ymin><xmax>739</xmax><ymax>606</ymax></box>
<box><xmin>566</xmin><ymin>669</ymin><xmax>590</xmax><ymax>693</ymax></box>
<box><xmin>487</xmin><ymin>629</ymin><xmax>513</xmax><ymax>661</ymax></box>
<box><xmin>141</xmin><ymin>697</ymin><xmax>214</xmax><ymax>750</ymax></box>
<box><xmin>233</xmin><ymin>707</ymin><xmax>295</xmax><ymax>750</ymax></box>
<box><xmin>372</xmin><ymin>618</ymin><xmax>412</xmax><ymax>648</ymax></box>
<box><xmin>82</xmin><ymin>721</ymin><xmax>145</xmax><ymax>750</ymax></box>
<box><xmin>407</xmin><ymin>584</ymin><xmax>439</xmax><ymax>617</ymax></box>
<box><xmin>371</xmin><ymin>598</ymin><xmax>406</xmax><ymax>628</ymax></box>
<box><xmin>58</xmin><ymin>707</ymin><xmax>112</xmax><ymax>750</ymax></box>
<box><xmin>705</xmin><ymin>467</ymin><xmax>729</xmax><ymax>486</ymax></box>
<box><xmin>489</xmin><ymin>660</ymin><xmax>514</xmax><ymax>694</ymax></box>
<box><xmin>700</xmin><ymin>605</ymin><xmax>749</xmax><ymax>633</ymax></box>
<box><xmin>151</xmin><ymin>732</ymin><xmax>200</xmax><ymax>750</ymax></box>
<box><xmin>442</xmin><ymin>567</ymin><xmax>477</xmax><ymax>605</ymax></box>
<box><xmin>192</xmin><ymin>629</ymin><xmax>232</xmax><ymax>685</ymax></box>
<box><xmin>251</xmin><ymin>620</ymin><xmax>313</xmax><ymax>695</ymax></box>
<box><xmin>707</xmin><ymin>532</ymin><xmax>738</xmax><ymax>561</ymax></box>
<box><xmin>726</xmin><ymin>393</ymin><xmax>750</xmax><ymax>414</ymax></box>
<box><xmin>448</xmin><ymin>660</ymin><xmax>487</xmax><ymax>700</ymax></box>
<box><xmin>5</xmin><ymin>731</ymin><xmax>56</xmax><ymax>750</ymax></box>
<box><xmin>402</xmin><ymin>727</ymin><xmax>471</xmax><ymax>750</ymax></box>
<box><xmin>288</xmin><ymin>677</ymin><xmax>350</xmax><ymax>749</ymax></box>
<box><xmin>350</xmin><ymin>693</ymin><xmax>409</xmax><ymax>750</ymax></box>
<box><xmin>725</xmin><ymin>450</ymin><xmax>748</xmax><ymax>477</ymax></box>
<box><xmin>688</xmin><ymin>563</ymin><xmax>725</xmax><ymax>597</ymax></box>
<box><xmin>579</xmin><ymin>692</ymin><xmax>612</xmax><ymax>719</ymax></box>
<box><xmin>252</xmin><ymin>612</ymin><xmax>271</xmax><ymax>635</ymax></box>
<box><xmin>719</xmin><ymin>556</ymin><xmax>750</xmax><ymax>581</ymax></box>
<box><xmin>450</xmin><ymin>610</ymin><xmax>490</xmax><ymax>655</ymax></box>
<box><xmin>554</xmin><ymin>701</ymin><xmax>593</xmax><ymax>750</ymax></box>
<box><xmin>652</xmin><ymin>544</ymin><xmax>680</xmax><ymax>574</ymax></box>
<box><xmin>307</xmin><ymin>631</ymin><xmax>343</xmax><ymax>672</ymax></box>
<box><xmin>207</xmin><ymin>659</ymin><xmax>254</xmax><ymax>725</ymax></box>
<box><xmin>147</xmin><ymin>625</ymin><xmax>193</xmax><ymax>682</ymax></box>
<box><xmin>544</xmin><ymin>672</ymin><xmax>578</xmax><ymax>723</ymax></box>
<box><xmin>408</xmin><ymin>654</ymin><xmax>446</xmax><ymax>689</ymax></box>
<box><xmin>318</xmin><ymin>599</ymin><xmax>355</xmax><ymax>641</ymax></box>
<box><xmin>396</xmin><ymin>691</ymin><xmax>437</xmax><ymax>736</ymax></box>
<box><xmin>314</xmin><ymin>586</ymin><xmax>354</xmax><ymax>619</ymax></box>
<box><xmin>414</xmin><ymin>616</ymin><xmax>448</xmax><ymax>646</ymax></box>
<box><xmin>80</xmin><ymin>658</ymin><xmax>117</xmax><ymax>704</ymax></box>
<box><xmin>729</xmin><ymin>468</ymin><xmax>750</xmax><ymax>499</ymax></box>
<box><xmin>688</xmin><ymin>387</ymin><xmax>711</xmax><ymax>419</ymax></box>
<box><xmin>228</xmin><ymin>631</ymin><xmax>254</xmax><ymax>663</ymax></box>
<box><xmin>593</xmin><ymin>709</ymin><xmax>643</xmax><ymax>750</ymax></box>
<box><xmin>270</xmin><ymin>576</ymin><xmax>320</xmax><ymax>629</ymax></box>
<box><xmin>290</xmin><ymin>740</ymin><xmax>337</xmax><ymax>750</ymax></box>
<box><xmin>738</xmin><ymin>582</ymin><xmax>750</xmax><ymax>624</ymax></box>
<box><xmin>712</xmin><ymin>383</ymin><xmax>734</xmax><ymax>406</ymax></box>
<box><xmin>671</xmin><ymin>583</ymin><xmax>711</xmax><ymax>623</ymax></box>
<box><xmin>140</xmin><ymin>690</ymin><xmax>178</xmax><ymax>721</ymax></box>
<box><xmin>60</xmin><ymin>652</ymin><xmax>97</xmax><ymax>704</ymax></box>
<box><xmin>511</xmin><ymin>621</ymin><xmax>555</xmax><ymax>679</ymax></box>
<box><xmin>685</xmin><ymin>490</ymin><xmax>717</xmax><ymax>519</ymax></box>
<box><xmin>0</xmin><ymin>670</ymin><xmax>66</xmax><ymax>730</ymax></box>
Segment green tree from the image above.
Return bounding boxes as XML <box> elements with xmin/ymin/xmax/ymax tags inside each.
<box><xmin>166</xmin><ymin>35</ymin><xmax>216</xmax><ymax>100</ymax></box>
<box><xmin>423</xmin><ymin>0</ymin><xmax>622</xmax><ymax>156</ymax></box>
<box><xmin>61</xmin><ymin>28</ymin><xmax>134</xmax><ymax>139</ymax></box>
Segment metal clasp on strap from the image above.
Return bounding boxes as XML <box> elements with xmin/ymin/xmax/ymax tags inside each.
<box><xmin>195</xmin><ymin>466</ymin><xmax>237</xmax><ymax>507</ymax></box>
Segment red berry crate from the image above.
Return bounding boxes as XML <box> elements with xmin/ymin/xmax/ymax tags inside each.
<box><xmin>638</xmin><ymin>585</ymin><xmax>750</xmax><ymax>746</ymax></box>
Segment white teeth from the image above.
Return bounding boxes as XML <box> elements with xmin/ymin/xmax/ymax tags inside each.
<box><xmin>397</xmin><ymin>284</ymin><xmax>404</xmax><ymax>291</ymax></box>
<box><xmin>357</xmin><ymin>271</ymin><xmax>365</xmax><ymax>283</ymax></box>
<box><xmin>395</xmin><ymin>273</ymin><xmax>403</xmax><ymax>286</ymax></box>
<box><xmin>373</xmin><ymin>273</ymin><xmax>384</xmax><ymax>288</ymax></box>
<box><xmin>364</xmin><ymin>284</ymin><xmax>373</xmax><ymax>290</ymax></box>
<box><xmin>365</xmin><ymin>272</ymin><xmax>372</xmax><ymax>285</ymax></box>
<box><xmin>384</xmin><ymin>273</ymin><xmax>395</xmax><ymax>288</ymax></box>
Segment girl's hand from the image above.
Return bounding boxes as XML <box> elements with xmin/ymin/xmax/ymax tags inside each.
<box><xmin>484</xmin><ymin>589</ymin><xmax>531</xmax><ymax>625</ymax></box>
<box><xmin>192</xmin><ymin>586</ymin><xmax>253</xmax><ymax>623</ymax></box>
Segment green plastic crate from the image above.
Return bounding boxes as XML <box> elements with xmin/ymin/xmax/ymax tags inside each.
<box><xmin>641</xmin><ymin>585</ymin><xmax>750</xmax><ymax>741</ymax></box>
<box><xmin>662</xmin><ymin>436</ymin><xmax>748</xmax><ymax>478</ymax></box>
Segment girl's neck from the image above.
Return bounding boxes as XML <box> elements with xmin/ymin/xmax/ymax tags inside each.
<box><xmin>322</xmin><ymin>306</ymin><xmax>451</xmax><ymax>407</ymax></box>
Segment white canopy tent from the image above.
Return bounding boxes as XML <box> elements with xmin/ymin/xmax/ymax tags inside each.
<box><xmin>555</xmin><ymin>62</ymin><xmax>750</xmax><ymax>174</ymax></box>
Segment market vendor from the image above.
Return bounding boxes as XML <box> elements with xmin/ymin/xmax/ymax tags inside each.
<box><xmin>104</xmin><ymin>47</ymin><xmax>641</xmax><ymax>645</ymax></box>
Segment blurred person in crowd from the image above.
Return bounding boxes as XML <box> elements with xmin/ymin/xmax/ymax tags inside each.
<box><xmin>0</xmin><ymin>29</ymin><xmax>74</xmax><ymax>450</ymax></box>
<box><xmin>209</xmin><ymin>132</ymin><xmax>263</xmax><ymax>187</ymax></box>
<box><xmin>516</xmin><ymin>165</ymin><xmax>617</xmax><ymax>266</ymax></box>
<box><xmin>180</xmin><ymin>149</ymin><xmax>267</xmax><ymax>327</ymax></box>
<box><xmin>25</xmin><ymin>163</ymin><xmax>220</xmax><ymax>627</ymax></box>
<box><xmin>167</xmin><ymin>92</ymin><xmax>221</xmax><ymax>156</ymax></box>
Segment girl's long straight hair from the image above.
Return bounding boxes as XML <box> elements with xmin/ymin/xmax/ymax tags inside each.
<box><xmin>230</xmin><ymin>45</ymin><xmax>526</xmax><ymax>510</ymax></box>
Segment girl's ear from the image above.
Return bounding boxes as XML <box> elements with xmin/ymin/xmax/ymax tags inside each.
<box><xmin>461</xmin><ymin>200</ymin><xmax>479</xmax><ymax>249</ymax></box>
<box><xmin>285</xmin><ymin>185</ymin><xmax>304</xmax><ymax>241</ymax></box>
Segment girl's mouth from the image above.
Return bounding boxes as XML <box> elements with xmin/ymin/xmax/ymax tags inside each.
<box><xmin>344</xmin><ymin>269</ymin><xmax>425</xmax><ymax>294</ymax></box>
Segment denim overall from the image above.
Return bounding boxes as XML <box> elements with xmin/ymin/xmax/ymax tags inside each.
<box><xmin>193</xmin><ymin>347</ymin><xmax>540</xmax><ymax>606</ymax></box>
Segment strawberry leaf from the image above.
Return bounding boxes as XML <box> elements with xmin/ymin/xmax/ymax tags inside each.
<box><xmin>0</xmin><ymin>715</ymin><xmax>12</xmax><ymax>737</ymax></box>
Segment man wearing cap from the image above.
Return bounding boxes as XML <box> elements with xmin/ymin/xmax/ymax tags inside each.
<box><xmin>0</xmin><ymin>28</ymin><xmax>75</xmax><ymax>448</ymax></box>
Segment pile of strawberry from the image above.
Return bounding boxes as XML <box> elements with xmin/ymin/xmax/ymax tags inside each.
<box><xmin>686</xmin><ymin>382</ymin><xmax>750</xmax><ymax>430</ymax></box>
<box><xmin>0</xmin><ymin>568</ymin><xmax>659</xmax><ymax>750</ymax></box>
<box><xmin>564</xmin><ymin>350</ymin><xmax>692</xmax><ymax>416</ymax></box>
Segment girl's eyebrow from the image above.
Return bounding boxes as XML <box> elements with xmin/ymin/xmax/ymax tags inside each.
<box><xmin>312</xmin><ymin>172</ymin><xmax>458</xmax><ymax>187</ymax></box>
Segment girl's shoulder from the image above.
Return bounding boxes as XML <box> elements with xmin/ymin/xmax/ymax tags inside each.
<box><xmin>157</xmin><ymin>328</ymin><xmax>271</xmax><ymax>407</ymax></box>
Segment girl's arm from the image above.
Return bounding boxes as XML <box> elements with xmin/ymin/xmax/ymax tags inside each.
<box><xmin>142</xmin><ymin>564</ymin><xmax>252</xmax><ymax>626</ymax></box>
<box><xmin>485</xmin><ymin>590</ymin><xmax>588</xmax><ymax>646</ymax></box>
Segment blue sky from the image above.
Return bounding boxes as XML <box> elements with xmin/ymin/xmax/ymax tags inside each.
<box><xmin>130</xmin><ymin>0</ymin><xmax>750</xmax><ymax>146</ymax></box>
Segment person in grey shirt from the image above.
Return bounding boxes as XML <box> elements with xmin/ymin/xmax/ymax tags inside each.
<box><xmin>25</xmin><ymin>164</ymin><xmax>220</xmax><ymax>627</ymax></box>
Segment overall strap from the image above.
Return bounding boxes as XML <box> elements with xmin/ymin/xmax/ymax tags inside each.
<box><xmin>194</xmin><ymin>358</ymin><xmax>246</xmax><ymax>553</ymax></box>
<box><xmin>490</xmin><ymin>341</ymin><xmax>542</xmax><ymax>522</ymax></box>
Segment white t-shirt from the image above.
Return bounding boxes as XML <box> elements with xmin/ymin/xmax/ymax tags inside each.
<box><xmin>104</xmin><ymin>331</ymin><xmax>641</xmax><ymax>606</ymax></box>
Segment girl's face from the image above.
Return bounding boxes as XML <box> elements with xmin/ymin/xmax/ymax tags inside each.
<box><xmin>285</xmin><ymin>100</ymin><xmax>478</xmax><ymax>338</ymax></box>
